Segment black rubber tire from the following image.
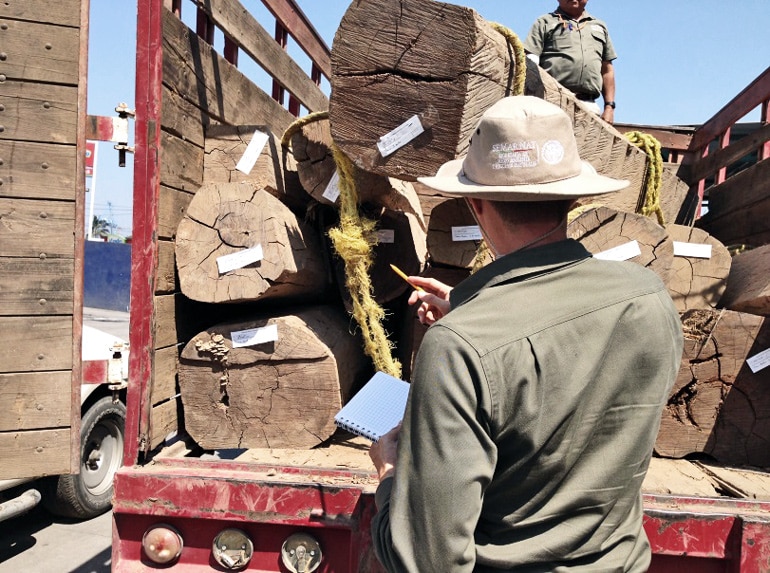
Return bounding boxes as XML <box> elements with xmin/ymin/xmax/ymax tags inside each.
<box><xmin>42</xmin><ymin>396</ymin><xmax>126</xmax><ymax>519</ymax></box>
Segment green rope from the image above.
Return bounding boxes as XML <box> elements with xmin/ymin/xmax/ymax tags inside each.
<box><xmin>625</xmin><ymin>131</ymin><xmax>665</xmax><ymax>226</ymax></box>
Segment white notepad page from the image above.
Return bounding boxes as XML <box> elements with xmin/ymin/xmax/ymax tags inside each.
<box><xmin>334</xmin><ymin>371</ymin><xmax>410</xmax><ymax>442</ymax></box>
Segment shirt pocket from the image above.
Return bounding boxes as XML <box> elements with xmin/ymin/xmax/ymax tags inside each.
<box><xmin>548</xmin><ymin>26</ymin><xmax>576</xmax><ymax>52</ymax></box>
<box><xmin>590</xmin><ymin>25</ymin><xmax>608</xmax><ymax>57</ymax></box>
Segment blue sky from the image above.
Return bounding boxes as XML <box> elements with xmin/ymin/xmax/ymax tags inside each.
<box><xmin>87</xmin><ymin>0</ymin><xmax>770</xmax><ymax>234</ymax></box>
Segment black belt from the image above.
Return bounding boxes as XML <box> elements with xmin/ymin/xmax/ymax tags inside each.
<box><xmin>574</xmin><ymin>92</ymin><xmax>598</xmax><ymax>102</ymax></box>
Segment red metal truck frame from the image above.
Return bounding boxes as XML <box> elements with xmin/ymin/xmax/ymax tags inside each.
<box><xmin>115</xmin><ymin>0</ymin><xmax>770</xmax><ymax>569</ymax></box>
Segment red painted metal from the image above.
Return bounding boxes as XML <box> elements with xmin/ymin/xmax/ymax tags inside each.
<box><xmin>272</xmin><ymin>21</ymin><xmax>288</xmax><ymax>106</ymax></box>
<box><xmin>223</xmin><ymin>35</ymin><xmax>238</xmax><ymax>66</ymax></box>
<box><xmin>82</xmin><ymin>359</ymin><xmax>109</xmax><ymax>385</ymax></box>
<box><xmin>762</xmin><ymin>100</ymin><xmax>770</xmax><ymax>161</ymax></box>
<box><xmin>196</xmin><ymin>7</ymin><xmax>215</xmax><ymax>45</ymax></box>
<box><xmin>717</xmin><ymin>127</ymin><xmax>732</xmax><ymax>184</ymax></box>
<box><xmin>127</xmin><ymin>0</ymin><xmax>164</xmax><ymax>466</ymax></box>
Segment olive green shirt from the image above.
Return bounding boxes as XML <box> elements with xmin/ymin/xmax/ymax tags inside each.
<box><xmin>524</xmin><ymin>10</ymin><xmax>617</xmax><ymax>99</ymax></box>
<box><xmin>372</xmin><ymin>240</ymin><xmax>683</xmax><ymax>572</ymax></box>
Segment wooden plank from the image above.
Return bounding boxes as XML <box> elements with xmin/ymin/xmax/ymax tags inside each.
<box><xmin>642</xmin><ymin>458</ymin><xmax>720</xmax><ymax>497</ymax></box>
<box><xmin>191</xmin><ymin>0</ymin><xmax>328</xmax><ymax>112</ymax></box>
<box><xmin>0</xmin><ymin>428</ymin><xmax>71</xmax><ymax>479</ymax></box>
<box><xmin>162</xmin><ymin>9</ymin><xmax>295</xmax><ymax>135</ymax></box>
<box><xmin>0</xmin><ymin>316</ymin><xmax>73</xmax><ymax>373</ymax></box>
<box><xmin>158</xmin><ymin>184</ymin><xmax>194</xmax><ymax>239</ymax></box>
<box><xmin>0</xmin><ymin>257</ymin><xmax>74</xmax><ymax>315</ymax></box>
<box><xmin>689</xmin><ymin>66</ymin><xmax>770</xmax><ymax>152</ymax></box>
<box><xmin>0</xmin><ymin>140</ymin><xmax>77</xmax><ymax>200</ymax></box>
<box><xmin>0</xmin><ymin>18</ymin><xmax>80</xmax><ymax>84</ymax></box>
<box><xmin>259</xmin><ymin>0</ymin><xmax>331</xmax><ymax>78</ymax></box>
<box><xmin>696</xmin><ymin>462</ymin><xmax>770</xmax><ymax>501</ymax></box>
<box><xmin>0</xmin><ymin>0</ymin><xmax>82</xmax><ymax>27</ymax></box>
<box><xmin>0</xmin><ymin>81</ymin><xmax>78</xmax><ymax>144</ymax></box>
<box><xmin>0</xmin><ymin>371</ymin><xmax>71</xmax><ymax>430</ymax></box>
<box><xmin>719</xmin><ymin>245</ymin><xmax>770</xmax><ymax>316</ymax></box>
<box><xmin>0</xmin><ymin>197</ymin><xmax>76</xmax><ymax>258</ymax></box>
<box><xmin>156</xmin><ymin>239</ymin><xmax>177</xmax><ymax>293</ymax></box>
<box><xmin>161</xmin><ymin>85</ymin><xmax>206</xmax><ymax>148</ymax></box>
<box><xmin>149</xmin><ymin>398</ymin><xmax>179</xmax><ymax>450</ymax></box>
<box><xmin>160</xmin><ymin>131</ymin><xmax>204</xmax><ymax>192</ymax></box>
<box><xmin>696</xmin><ymin>159</ymin><xmax>770</xmax><ymax>246</ymax></box>
<box><xmin>154</xmin><ymin>294</ymin><xmax>179</xmax><ymax>350</ymax></box>
<box><xmin>688</xmin><ymin>122</ymin><xmax>770</xmax><ymax>184</ymax></box>
<box><xmin>151</xmin><ymin>345</ymin><xmax>179</xmax><ymax>405</ymax></box>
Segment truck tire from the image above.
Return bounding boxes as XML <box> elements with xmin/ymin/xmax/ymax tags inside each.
<box><xmin>43</xmin><ymin>396</ymin><xmax>126</xmax><ymax>519</ymax></box>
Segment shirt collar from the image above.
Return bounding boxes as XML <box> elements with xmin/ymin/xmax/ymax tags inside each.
<box><xmin>553</xmin><ymin>8</ymin><xmax>594</xmax><ymax>23</ymax></box>
<box><xmin>450</xmin><ymin>239</ymin><xmax>592</xmax><ymax>309</ymax></box>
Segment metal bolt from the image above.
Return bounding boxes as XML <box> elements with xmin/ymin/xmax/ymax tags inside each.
<box><xmin>39</xmin><ymin>212</ymin><xmax>48</xmax><ymax>219</ymax></box>
<box><xmin>38</xmin><ymin>299</ymin><xmax>47</xmax><ymax>306</ymax></box>
<box><xmin>42</xmin><ymin>101</ymin><xmax>51</xmax><ymax>109</ymax></box>
<box><xmin>40</xmin><ymin>162</ymin><xmax>48</xmax><ymax>170</ymax></box>
<box><xmin>39</xmin><ymin>253</ymin><xmax>47</xmax><ymax>260</ymax></box>
<box><xmin>0</xmin><ymin>53</ymin><xmax>6</xmax><ymax>61</ymax></box>
<box><xmin>45</xmin><ymin>43</ymin><xmax>52</xmax><ymax>50</ymax></box>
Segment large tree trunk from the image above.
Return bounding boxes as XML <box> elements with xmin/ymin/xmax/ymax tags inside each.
<box><xmin>286</xmin><ymin>117</ymin><xmax>424</xmax><ymax>226</ymax></box>
<box><xmin>666</xmin><ymin>224</ymin><xmax>732</xmax><ymax>312</ymax></box>
<box><xmin>179</xmin><ymin>307</ymin><xmax>370</xmax><ymax>450</ymax></box>
<box><xmin>427</xmin><ymin>198</ymin><xmax>491</xmax><ymax>269</ymax></box>
<box><xmin>204</xmin><ymin>124</ymin><xmax>308</xmax><ymax>212</ymax></box>
<box><xmin>332</xmin><ymin>208</ymin><xmax>427</xmax><ymax>310</ymax></box>
<box><xmin>568</xmin><ymin>206</ymin><xmax>674</xmax><ymax>286</ymax></box>
<box><xmin>175</xmin><ymin>182</ymin><xmax>329</xmax><ymax>303</ymax></box>
<box><xmin>718</xmin><ymin>244</ymin><xmax>770</xmax><ymax>317</ymax></box>
<box><xmin>656</xmin><ymin>309</ymin><xmax>770</xmax><ymax>468</ymax></box>
<box><xmin>329</xmin><ymin>0</ymin><xmax>692</xmax><ymax>224</ymax></box>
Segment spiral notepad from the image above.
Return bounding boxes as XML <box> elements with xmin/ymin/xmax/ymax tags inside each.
<box><xmin>334</xmin><ymin>371</ymin><xmax>410</xmax><ymax>442</ymax></box>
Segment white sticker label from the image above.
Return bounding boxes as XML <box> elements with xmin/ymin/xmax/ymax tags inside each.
<box><xmin>451</xmin><ymin>225</ymin><xmax>483</xmax><ymax>242</ymax></box>
<box><xmin>593</xmin><ymin>240</ymin><xmax>642</xmax><ymax>261</ymax></box>
<box><xmin>231</xmin><ymin>324</ymin><xmax>279</xmax><ymax>348</ymax></box>
<box><xmin>377</xmin><ymin>229</ymin><xmax>395</xmax><ymax>244</ymax></box>
<box><xmin>216</xmin><ymin>245</ymin><xmax>264</xmax><ymax>275</ymax></box>
<box><xmin>377</xmin><ymin>115</ymin><xmax>425</xmax><ymax>157</ymax></box>
<box><xmin>235</xmin><ymin>130</ymin><xmax>270</xmax><ymax>174</ymax></box>
<box><xmin>322</xmin><ymin>170</ymin><xmax>341</xmax><ymax>202</ymax></box>
<box><xmin>673</xmin><ymin>241</ymin><xmax>712</xmax><ymax>259</ymax></box>
<box><xmin>747</xmin><ymin>348</ymin><xmax>770</xmax><ymax>373</ymax></box>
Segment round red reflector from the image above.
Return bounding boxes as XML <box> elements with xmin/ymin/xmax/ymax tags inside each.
<box><xmin>142</xmin><ymin>524</ymin><xmax>183</xmax><ymax>565</ymax></box>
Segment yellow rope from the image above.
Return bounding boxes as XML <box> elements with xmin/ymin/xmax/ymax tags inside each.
<box><xmin>280</xmin><ymin>110</ymin><xmax>330</xmax><ymax>149</ymax></box>
<box><xmin>328</xmin><ymin>144</ymin><xmax>402</xmax><ymax>378</ymax></box>
<box><xmin>625</xmin><ymin>131</ymin><xmax>665</xmax><ymax>226</ymax></box>
<box><xmin>281</xmin><ymin>113</ymin><xmax>402</xmax><ymax>377</ymax></box>
<box><xmin>469</xmin><ymin>23</ymin><xmax>527</xmax><ymax>274</ymax></box>
<box><xmin>568</xmin><ymin>202</ymin><xmax>602</xmax><ymax>224</ymax></box>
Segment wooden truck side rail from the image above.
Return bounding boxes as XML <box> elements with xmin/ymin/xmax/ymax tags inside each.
<box><xmin>685</xmin><ymin>66</ymin><xmax>770</xmax><ymax>246</ymax></box>
<box><xmin>126</xmin><ymin>0</ymin><xmax>330</xmax><ymax>465</ymax></box>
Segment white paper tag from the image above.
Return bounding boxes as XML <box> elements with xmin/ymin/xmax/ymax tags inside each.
<box><xmin>322</xmin><ymin>170</ymin><xmax>341</xmax><ymax>202</ymax></box>
<box><xmin>231</xmin><ymin>324</ymin><xmax>279</xmax><ymax>348</ymax></box>
<box><xmin>216</xmin><ymin>245</ymin><xmax>264</xmax><ymax>275</ymax></box>
<box><xmin>377</xmin><ymin>229</ymin><xmax>395</xmax><ymax>244</ymax></box>
<box><xmin>593</xmin><ymin>240</ymin><xmax>642</xmax><ymax>261</ymax></box>
<box><xmin>451</xmin><ymin>225</ymin><xmax>483</xmax><ymax>242</ymax></box>
<box><xmin>747</xmin><ymin>348</ymin><xmax>770</xmax><ymax>373</ymax></box>
<box><xmin>673</xmin><ymin>241</ymin><xmax>712</xmax><ymax>259</ymax></box>
<box><xmin>377</xmin><ymin>115</ymin><xmax>425</xmax><ymax>157</ymax></box>
<box><xmin>235</xmin><ymin>130</ymin><xmax>270</xmax><ymax>174</ymax></box>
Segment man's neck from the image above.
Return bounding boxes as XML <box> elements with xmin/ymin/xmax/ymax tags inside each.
<box><xmin>557</xmin><ymin>7</ymin><xmax>587</xmax><ymax>21</ymax></box>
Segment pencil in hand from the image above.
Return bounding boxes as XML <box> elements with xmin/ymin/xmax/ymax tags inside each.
<box><xmin>389</xmin><ymin>264</ymin><xmax>424</xmax><ymax>291</ymax></box>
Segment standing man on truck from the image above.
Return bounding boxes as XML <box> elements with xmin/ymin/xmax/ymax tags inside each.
<box><xmin>524</xmin><ymin>0</ymin><xmax>617</xmax><ymax>123</ymax></box>
<box><xmin>369</xmin><ymin>96</ymin><xmax>683</xmax><ymax>572</ymax></box>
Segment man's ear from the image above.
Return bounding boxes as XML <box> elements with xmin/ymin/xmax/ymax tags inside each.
<box><xmin>466</xmin><ymin>197</ymin><xmax>484</xmax><ymax>218</ymax></box>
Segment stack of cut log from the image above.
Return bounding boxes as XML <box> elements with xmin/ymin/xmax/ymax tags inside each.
<box><xmin>173</xmin><ymin>0</ymin><xmax>770</xmax><ymax>468</ymax></box>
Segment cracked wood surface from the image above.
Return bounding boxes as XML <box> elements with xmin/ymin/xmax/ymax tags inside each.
<box><xmin>666</xmin><ymin>224</ymin><xmax>731</xmax><ymax>312</ymax></box>
<box><xmin>178</xmin><ymin>307</ymin><xmax>370</xmax><ymax>450</ymax></box>
<box><xmin>427</xmin><ymin>198</ymin><xmax>493</xmax><ymax>269</ymax></box>
<box><xmin>719</xmin><ymin>244</ymin><xmax>770</xmax><ymax>317</ymax></box>
<box><xmin>656</xmin><ymin>309</ymin><xmax>770</xmax><ymax>468</ymax></box>
<box><xmin>175</xmin><ymin>182</ymin><xmax>329</xmax><ymax>303</ymax></box>
<box><xmin>567</xmin><ymin>206</ymin><xmax>674</xmax><ymax>286</ymax></box>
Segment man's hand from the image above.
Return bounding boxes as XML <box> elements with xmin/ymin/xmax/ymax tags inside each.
<box><xmin>369</xmin><ymin>424</ymin><xmax>401</xmax><ymax>482</ymax></box>
<box><xmin>601</xmin><ymin>106</ymin><xmax>615</xmax><ymax>124</ymax></box>
<box><xmin>406</xmin><ymin>276</ymin><xmax>452</xmax><ymax>325</ymax></box>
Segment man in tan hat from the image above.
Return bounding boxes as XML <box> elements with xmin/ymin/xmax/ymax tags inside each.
<box><xmin>369</xmin><ymin>96</ymin><xmax>683</xmax><ymax>572</ymax></box>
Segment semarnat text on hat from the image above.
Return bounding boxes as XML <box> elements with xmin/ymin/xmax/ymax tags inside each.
<box><xmin>418</xmin><ymin>96</ymin><xmax>629</xmax><ymax>202</ymax></box>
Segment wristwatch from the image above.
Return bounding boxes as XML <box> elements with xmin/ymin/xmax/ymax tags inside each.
<box><xmin>604</xmin><ymin>101</ymin><xmax>616</xmax><ymax>109</ymax></box>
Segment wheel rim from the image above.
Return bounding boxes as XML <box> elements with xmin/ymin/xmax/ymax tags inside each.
<box><xmin>82</xmin><ymin>415</ymin><xmax>124</xmax><ymax>496</ymax></box>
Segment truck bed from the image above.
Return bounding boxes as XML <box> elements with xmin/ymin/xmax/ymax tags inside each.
<box><xmin>150</xmin><ymin>432</ymin><xmax>770</xmax><ymax>502</ymax></box>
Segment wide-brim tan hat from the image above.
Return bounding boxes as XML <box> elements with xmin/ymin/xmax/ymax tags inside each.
<box><xmin>418</xmin><ymin>96</ymin><xmax>629</xmax><ymax>201</ymax></box>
